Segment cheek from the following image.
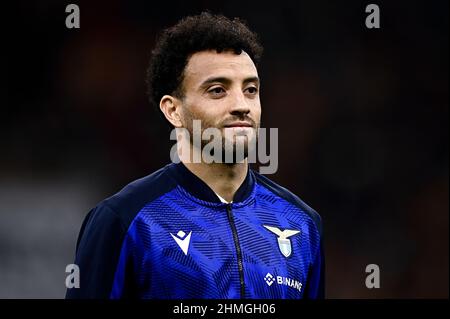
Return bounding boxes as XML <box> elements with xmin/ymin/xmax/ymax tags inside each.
<box><xmin>252</xmin><ymin>100</ymin><xmax>262</xmax><ymax>121</ymax></box>
<box><xmin>181</xmin><ymin>101</ymin><xmax>217</xmax><ymax>128</ymax></box>
<box><xmin>185</xmin><ymin>97</ymin><xmax>226</xmax><ymax>124</ymax></box>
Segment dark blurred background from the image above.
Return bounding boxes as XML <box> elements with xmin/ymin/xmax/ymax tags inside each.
<box><xmin>2</xmin><ymin>0</ymin><xmax>448</xmax><ymax>298</ymax></box>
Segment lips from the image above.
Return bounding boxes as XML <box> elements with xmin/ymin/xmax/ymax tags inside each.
<box><xmin>223</xmin><ymin>122</ymin><xmax>253</xmax><ymax>128</ymax></box>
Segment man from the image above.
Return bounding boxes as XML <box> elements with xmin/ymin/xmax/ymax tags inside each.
<box><xmin>66</xmin><ymin>12</ymin><xmax>324</xmax><ymax>299</ymax></box>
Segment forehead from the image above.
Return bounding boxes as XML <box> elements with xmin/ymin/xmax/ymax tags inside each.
<box><xmin>183</xmin><ymin>50</ymin><xmax>258</xmax><ymax>85</ymax></box>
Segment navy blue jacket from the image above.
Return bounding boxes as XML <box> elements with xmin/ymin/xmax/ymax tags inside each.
<box><xmin>66</xmin><ymin>162</ymin><xmax>324</xmax><ymax>299</ymax></box>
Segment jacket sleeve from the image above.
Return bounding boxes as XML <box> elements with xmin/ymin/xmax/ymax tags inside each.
<box><xmin>304</xmin><ymin>239</ymin><xmax>325</xmax><ymax>299</ymax></box>
<box><xmin>65</xmin><ymin>204</ymin><xmax>129</xmax><ymax>299</ymax></box>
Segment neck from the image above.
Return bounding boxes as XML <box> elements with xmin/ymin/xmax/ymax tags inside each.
<box><xmin>182</xmin><ymin>160</ymin><xmax>248</xmax><ymax>203</ymax></box>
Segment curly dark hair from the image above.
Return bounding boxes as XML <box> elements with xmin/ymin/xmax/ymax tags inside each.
<box><xmin>146</xmin><ymin>12</ymin><xmax>263</xmax><ymax>110</ymax></box>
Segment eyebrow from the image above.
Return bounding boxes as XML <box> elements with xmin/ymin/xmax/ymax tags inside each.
<box><xmin>199</xmin><ymin>76</ymin><xmax>260</xmax><ymax>89</ymax></box>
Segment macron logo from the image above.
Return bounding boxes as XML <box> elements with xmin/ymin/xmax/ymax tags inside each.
<box><xmin>170</xmin><ymin>230</ymin><xmax>192</xmax><ymax>255</ymax></box>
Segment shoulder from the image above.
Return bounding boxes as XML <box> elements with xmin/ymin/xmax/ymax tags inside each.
<box><xmin>91</xmin><ymin>164</ymin><xmax>178</xmax><ymax>229</ymax></box>
<box><xmin>252</xmin><ymin>170</ymin><xmax>323</xmax><ymax>236</ymax></box>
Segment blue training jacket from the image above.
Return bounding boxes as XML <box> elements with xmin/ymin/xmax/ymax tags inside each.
<box><xmin>66</xmin><ymin>162</ymin><xmax>324</xmax><ymax>299</ymax></box>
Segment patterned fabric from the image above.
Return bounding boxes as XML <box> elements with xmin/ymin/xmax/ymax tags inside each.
<box><xmin>66</xmin><ymin>163</ymin><xmax>324</xmax><ymax>299</ymax></box>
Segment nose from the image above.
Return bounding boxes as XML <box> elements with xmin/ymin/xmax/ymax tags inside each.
<box><xmin>229</xmin><ymin>91</ymin><xmax>250</xmax><ymax>117</ymax></box>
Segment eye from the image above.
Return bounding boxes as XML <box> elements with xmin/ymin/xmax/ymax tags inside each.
<box><xmin>211</xmin><ymin>87</ymin><xmax>224</xmax><ymax>94</ymax></box>
<box><xmin>207</xmin><ymin>86</ymin><xmax>226</xmax><ymax>97</ymax></box>
<box><xmin>245</xmin><ymin>86</ymin><xmax>258</xmax><ymax>94</ymax></box>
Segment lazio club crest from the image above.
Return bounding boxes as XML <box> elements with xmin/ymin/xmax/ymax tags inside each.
<box><xmin>263</xmin><ymin>225</ymin><xmax>301</xmax><ymax>258</ymax></box>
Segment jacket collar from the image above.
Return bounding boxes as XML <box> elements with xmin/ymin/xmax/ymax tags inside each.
<box><xmin>167</xmin><ymin>162</ymin><xmax>255</xmax><ymax>204</ymax></box>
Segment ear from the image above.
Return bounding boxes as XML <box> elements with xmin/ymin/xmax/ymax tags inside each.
<box><xmin>160</xmin><ymin>95</ymin><xmax>183</xmax><ymax>127</ymax></box>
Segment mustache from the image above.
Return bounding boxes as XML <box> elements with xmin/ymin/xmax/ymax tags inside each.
<box><xmin>220</xmin><ymin>117</ymin><xmax>258</xmax><ymax>128</ymax></box>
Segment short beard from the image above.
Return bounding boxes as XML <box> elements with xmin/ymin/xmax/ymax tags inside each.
<box><xmin>184</xmin><ymin>118</ymin><xmax>258</xmax><ymax>164</ymax></box>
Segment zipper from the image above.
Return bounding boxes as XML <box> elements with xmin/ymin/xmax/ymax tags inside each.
<box><xmin>226</xmin><ymin>204</ymin><xmax>245</xmax><ymax>298</ymax></box>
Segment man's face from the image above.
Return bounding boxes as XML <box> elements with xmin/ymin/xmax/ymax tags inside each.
<box><xmin>178</xmin><ymin>50</ymin><xmax>261</xmax><ymax>158</ymax></box>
